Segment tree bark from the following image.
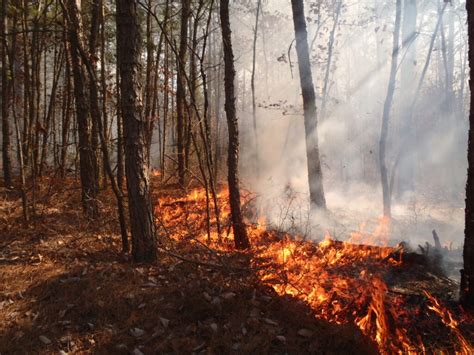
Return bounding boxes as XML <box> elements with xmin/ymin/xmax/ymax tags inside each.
<box><xmin>290</xmin><ymin>0</ymin><xmax>326</xmax><ymax>210</ymax></box>
<box><xmin>461</xmin><ymin>0</ymin><xmax>474</xmax><ymax>310</ymax></box>
<box><xmin>1</xmin><ymin>0</ymin><xmax>12</xmax><ymax>187</ymax></box>
<box><xmin>219</xmin><ymin>0</ymin><xmax>250</xmax><ymax>249</ymax></box>
<box><xmin>88</xmin><ymin>0</ymin><xmax>102</xmax><ymax>187</ymax></box>
<box><xmin>8</xmin><ymin>11</ymin><xmax>28</xmax><ymax>223</ymax></box>
<box><xmin>176</xmin><ymin>0</ymin><xmax>191</xmax><ymax>187</ymax></box>
<box><xmin>62</xmin><ymin>0</ymin><xmax>99</xmax><ymax>218</ymax></box>
<box><xmin>61</xmin><ymin>24</ymin><xmax>72</xmax><ymax>177</ymax></box>
<box><xmin>117</xmin><ymin>0</ymin><xmax>157</xmax><ymax>262</ymax></box>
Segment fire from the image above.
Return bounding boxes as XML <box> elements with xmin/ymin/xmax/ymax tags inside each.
<box><xmin>355</xmin><ymin>277</ymin><xmax>390</xmax><ymax>347</ymax></box>
<box><xmin>424</xmin><ymin>291</ymin><xmax>472</xmax><ymax>354</ymax></box>
<box><xmin>347</xmin><ymin>216</ymin><xmax>391</xmax><ymax>246</ymax></box>
<box><xmin>155</xmin><ymin>187</ymin><xmax>473</xmax><ymax>354</ymax></box>
<box><xmin>280</xmin><ymin>244</ymin><xmax>295</xmax><ymax>263</ymax></box>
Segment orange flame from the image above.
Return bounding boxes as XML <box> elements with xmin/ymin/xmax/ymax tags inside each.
<box><xmin>155</xmin><ymin>186</ymin><xmax>473</xmax><ymax>354</ymax></box>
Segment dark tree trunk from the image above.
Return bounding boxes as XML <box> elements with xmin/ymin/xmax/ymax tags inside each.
<box><xmin>176</xmin><ymin>0</ymin><xmax>190</xmax><ymax>187</ymax></box>
<box><xmin>379</xmin><ymin>0</ymin><xmax>402</xmax><ymax>218</ymax></box>
<box><xmin>219</xmin><ymin>0</ymin><xmax>250</xmax><ymax>249</ymax></box>
<box><xmin>116</xmin><ymin>68</ymin><xmax>125</xmax><ymax>191</ymax></box>
<box><xmin>61</xmin><ymin>25</ymin><xmax>72</xmax><ymax>177</ymax></box>
<box><xmin>290</xmin><ymin>0</ymin><xmax>326</xmax><ymax>210</ymax></box>
<box><xmin>1</xmin><ymin>0</ymin><xmax>12</xmax><ymax>187</ymax></box>
<box><xmin>8</xmin><ymin>12</ymin><xmax>28</xmax><ymax>223</ymax></box>
<box><xmin>461</xmin><ymin>0</ymin><xmax>474</xmax><ymax>310</ymax></box>
<box><xmin>63</xmin><ymin>0</ymin><xmax>99</xmax><ymax>218</ymax></box>
<box><xmin>88</xmin><ymin>0</ymin><xmax>102</xmax><ymax>187</ymax></box>
<box><xmin>144</xmin><ymin>0</ymin><xmax>154</xmax><ymax>162</ymax></box>
<box><xmin>117</xmin><ymin>0</ymin><xmax>157</xmax><ymax>262</ymax></box>
<box><xmin>67</xmin><ymin>0</ymin><xmax>130</xmax><ymax>252</ymax></box>
<box><xmin>99</xmin><ymin>0</ymin><xmax>109</xmax><ymax>188</ymax></box>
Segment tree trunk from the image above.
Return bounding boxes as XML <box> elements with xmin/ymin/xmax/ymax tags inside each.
<box><xmin>99</xmin><ymin>0</ymin><xmax>108</xmax><ymax>188</ymax></box>
<box><xmin>61</xmin><ymin>25</ymin><xmax>72</xmax><ymax>177</ymax></box>
<box><xmin>8</xmin><ymin>11</ymin><xmax>28</xmax><ymax>223</ymax></box>
<box><xmin>461</xmin><ymin>0</ymin><xmax>474</xmax><ymax>310</ymax></box>
<box><xmin>116</xmin><ymin>68</ymin><xmax>125</xmax><ymax>191</ymax></box>
<box><xmin>251</xmin><ymin>0</ymin><xmax>261</xmax><ymax>178</ymax></box>
<box><xmin>290</xmin><ymin>0</ymin><xmax>326</xmax><ymax>210</ymax></box>
<box><xmin>219</xmin><ymin>0</ymin><xmax>250</xmax><ymax>249</ymax></box>
<box><xmin>144</xmin><ymin>0</ymin><xmax>154</xmax><ymax>162</ymax></box>
<box><xmin>63</xmin><ymin>0</ymin><xmax>99</xmax><ymax>219</ymax></box>
<box><xmin>1</xmin><ymin>0</ymin><xmax>12</xmax><ymax>187</ymax></box>
<box><xmin>117</xmin><ymin>0</ymin><xmax>157</xmax><ymax>262</ymax></box>
<box><xmin>379</xmin><ymin>0</ymin><xmax>402</xmax><ymax>218</ymax></box>
<box><xmin>88</xmin><ymin>0</ymin><xmax>102</xmax><ymax>187</ymax></box>
<box><xmin>176</xmin><ymin>0</ymin><xmax>190</xmax><ymax>187</ymax></box>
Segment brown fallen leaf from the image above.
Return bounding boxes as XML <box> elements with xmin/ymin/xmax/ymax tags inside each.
<box><xmin>297</xmin><ymin>328</ymin><xmax>313</xmax><ymax>338</ymax></box>
<box><xmin>264</xmin><ymin>318</ymin><xmax>278</xmax><ymax>326</ymax></box>
<box><xmin>39</xmin><ymin>335</ymin><xmax>51</xmax><ymax>345</ymax></box>
<box><xmin>159</xmin><ymin>317</ymin><xmax>170</xmax><ymax>328</ymax></box>
<box><xmin>130</xmin><ymin>327</ymin><xmax>145</xmax><ymax>337</ymax></box>
<box><xmin>221</xmin><ymin>292</ymin><xmax>236</xmax><ymax>300</ymax></box>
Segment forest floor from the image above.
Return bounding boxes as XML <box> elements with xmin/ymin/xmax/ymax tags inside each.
<box><xmin>1</xmin><ymin>175</ymin><xmax>473</xmax><ymax>354</ymax></box>
<box><xmin>0</xmin><ymin>175</ymin><xmax>376</xmax><ymax>354</ymax></box>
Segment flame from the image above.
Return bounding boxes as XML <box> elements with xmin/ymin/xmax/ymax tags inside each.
<box><xmin>154</xmin><ymin>186</ymin><xmax>473</xmax><ymax>354</ymax></box>
<box><xmin>424</xmin><ymin>291</ymin><xmax>472</xmax><ymax>354</ymax></box>
<box><xmin>347</xmin><ymin>216</ymin><xmax>391</xmax><ymax>246</ymax></box>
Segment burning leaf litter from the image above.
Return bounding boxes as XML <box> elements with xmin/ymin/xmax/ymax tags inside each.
<box><xmin>157</xmin><ymin>185</ymin><xmax>473</xmax><ymax>354</ymax></box>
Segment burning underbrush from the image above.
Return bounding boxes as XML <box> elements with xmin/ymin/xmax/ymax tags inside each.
<box><xmin>156</xmin><ymin>186</ymin><xmax>474</xmax><ymax>354</ymax></box>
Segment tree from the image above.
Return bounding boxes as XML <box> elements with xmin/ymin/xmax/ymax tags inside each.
<box><xmin>1</xmin><ymin>0</ymin><xmax>12</xmax><ymax>187</ymax></box>
<box><xmin>461</xmin><ymin>0</ymin><xmax>474</xmax><ymax>310</ymax></box>
<box><xmin>290</xmin><ymin>0</ymin><xmax>326</xmax><ymax>210</ymax></box>
<box><xmin>117</xmin><ymin>0</ymin><xmax>157</xmax><ymax>262</ymax></box>
<box><xmin>220</xmin><ymin>0</ymin><xmax>250</xmax><ymax>249</ymax></box>
<box><xmin>176</xmin><ymin>0</ymin><xmax>191</xmax><ymax>187</ymax></box>
<box><xmin>62</xmin><ymin>0</ymin><xmax>99</xmax><ymax>218</ymax></box>
<box><xmin>379</xmin><ymin>0</ymin><xmax>402</xmax><ymax>218</ymax></box>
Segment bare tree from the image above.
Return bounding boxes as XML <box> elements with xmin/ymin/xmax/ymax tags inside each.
<box><xmin>379</xmin><ymin>0</ymin><xmax>402</xmax><ymax>218</ymax></box>
<box><xmin>220</xmin><ymin>0</ymin><xmax>250</xmax><ymax>249</ymax></box>
<box><xmin>61</xmin><ymin>0</ymin><xmax>99</xmax><ymax>218</ymax></box>
<box><xmin>117</xmin><ymin>0</ymin><xmax>157</xmax><ymax>262</ymax></box>
<box><xmin>1</xmin><ymin>0</ymin><xmax>12</xmax><ymax>187</ymax></box>
<box><xmin>290</xmin><ymin>0</ymin><xmax>326</xmax><ymax>210</ymax></box>
<box><xmin>176</xmin><ymin>0</ymin><xmax>191</xmax><ymax>187</ymax></box>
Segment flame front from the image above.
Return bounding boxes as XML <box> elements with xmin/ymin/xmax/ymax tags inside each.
<box><xmin>155</xmin><ymin>187</ymin><xmax>473</xmax><ymax>354</ymax></box>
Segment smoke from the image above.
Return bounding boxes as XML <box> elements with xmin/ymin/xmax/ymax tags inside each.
<box><xmin>231</xmin><ymin>0</ymin><xmax>468</xmax><ymax>250</ymax></box>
